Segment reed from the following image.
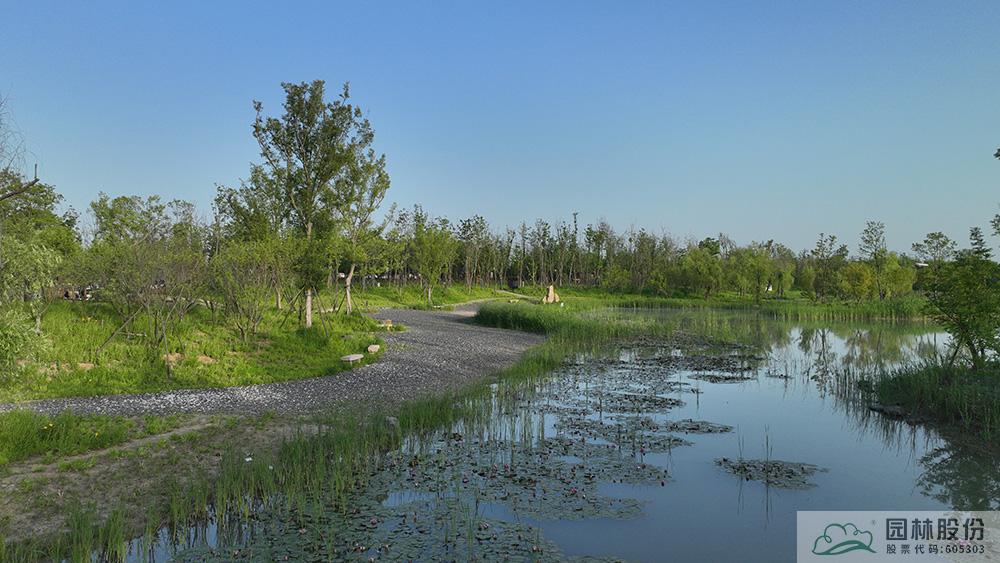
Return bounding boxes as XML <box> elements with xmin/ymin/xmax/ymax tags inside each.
<box><xmin>875</xmin><ymin>363</ymin><xmax>1000</xmax><ymax>441</ymax></box>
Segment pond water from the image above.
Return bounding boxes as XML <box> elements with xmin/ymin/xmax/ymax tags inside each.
<box><xmin>156</xmin><ymin>310</ymin><xmax>999</xmax><ymax>562</ymax></box>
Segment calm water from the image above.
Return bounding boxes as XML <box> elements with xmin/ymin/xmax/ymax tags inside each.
<box><xmin>511</xmin><ymin>311</ymin><xmax>994</xmax><ymax>562</ymax></box>
<box><xmin>158</xmin><ymin>310</ymin><xmax>999</xmax><ymax>562</ymax></box>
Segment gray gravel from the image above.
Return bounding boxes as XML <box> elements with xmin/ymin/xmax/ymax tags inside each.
<box><xmin>0</xmin><ymin>304</ymin><xmax>544</xmax><ymax>417</ymax></box>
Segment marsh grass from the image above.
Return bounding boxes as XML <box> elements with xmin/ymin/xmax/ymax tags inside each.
<box><xmin>3</xmin><ymin>294</ymin><xmax>742</xmax><ymax>560</ymax></box>
<box><xmin>875</xmin><ymin>363</ymin><xmax>1000</xmax><ymax>441</ymax></box>
<box><xmin>516</xmin><ymin>285</ymin><xmax>928</xmax><ymax>321</ymax></box>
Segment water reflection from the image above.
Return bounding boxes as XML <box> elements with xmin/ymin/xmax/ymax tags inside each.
<box><xmin>135</xmin><ymin>311</ymin><xmax>999</xmax><ymax>562</ymax></box>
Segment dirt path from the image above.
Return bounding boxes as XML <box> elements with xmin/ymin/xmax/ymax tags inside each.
<box><xmin>0</xmin><ymin>304</ymin><xmax>543</xmax><ymax>416</ymax></box>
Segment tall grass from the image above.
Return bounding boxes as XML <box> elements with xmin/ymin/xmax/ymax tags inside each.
<box><xmin>875</xmin><ymin>363</ymin><xmax>1000</xmax><ymax>441</ymax></box>
<box><xmin>0</xmin><ymin>410</ymin><xmax>138</xmax><ymax>467</ymax></box>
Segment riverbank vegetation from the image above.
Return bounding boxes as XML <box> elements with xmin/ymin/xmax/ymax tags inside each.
<box><xmin>871</xmin><ymin>200</ymin><xmax>1000</xmax><ymax>441</ymax></box>
<box><xmin>0</xmin><ymin>81</ymin><xmax>954</xmax><ymax>404</ymax></box>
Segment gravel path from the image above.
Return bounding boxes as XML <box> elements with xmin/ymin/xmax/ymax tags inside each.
<box><xmin>0</xmin><ymin>304</ymin><xmax>544</xmax><ymax>417</ymax></box>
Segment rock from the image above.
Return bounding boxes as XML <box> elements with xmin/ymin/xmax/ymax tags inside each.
<box><xmin>341</xmin><ymin>353</ymin><xmax>364</xmax><ymax>364</ymax></box>
<box><xmin>367</xmin><ymin>344</ymin><xmax>381</xmax><ymax>354</ymax></box>
<box><xmin>541</xmin><ymin>285</ymin><xmax>561</xmax><ymax>304</ymax></box>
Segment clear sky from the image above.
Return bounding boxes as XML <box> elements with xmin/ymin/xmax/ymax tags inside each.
<box><xmin>2</xmin><ymin>1</ymin><xmax>998</xmax><ymax>253</ymax></box>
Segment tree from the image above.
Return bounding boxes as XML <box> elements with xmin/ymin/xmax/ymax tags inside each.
<box><xmin>810</xmin><ymin>233</ymin><xmax>848</xmax><ymax>299</ymax></box>
<box><xmin>0</xmin><ymin>235</ymin><xmax>61</xmax><ymax>332</ymax></box>
<box><xmin>410</xmin><ymin>212</ymin><xmax>458</xmax><ymax>306</ymax></box>
<box><xmin>859</xmin><ymin>221</ymin><xmax>889</xmax><ymax>299</ymax></box>
<box><xmin>253</xmin><ymin>80</ymin><xmax>372</xmax><ymax>328</ymax></box>
<box><xmin>679</xmin><ymin>245</ymin><xmax>721</xmax><ymax>298</ymax></box>
<box><xmin>458</xmin><ymin>215</ymin><xmax>490</xmax><ymax>290</ymax></box>
<box><xmin>912</xmin><ymin>232</ymin><xmax>957</xmax><ymax>264</ymax></box>
<box><xmin>924</xmin><ymin>249</ymin><xmax>1000</xmax><ymax>370</ymax></box>
<box><xmin>79</xmin><ymin>195</ymin><xmax>208</xmax><ymax>372</ymax></box>
<box><xmin>336</xmin><ymin>148</ymin><xmax>391</xmax><ymax>313</ymax></box>
<box><xmin>212</xmin><ymin>241</ymin><xmax>273</xmax><ymax>343</ymax></box>
<box><xmin>837</xmin><ymin>261</ymin><xmax>874</xmax><ymax>302</ymax></box>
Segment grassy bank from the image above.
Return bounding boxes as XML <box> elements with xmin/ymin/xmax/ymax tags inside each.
<box><xmin>515</xmin><ymin>285</ymin><xmax>928</xmax><ymax>321</ymax></box>
<box><xmin>2</xmin><ymin>300</ymin><xmax>384</xmax><ymax>402</ymax></box>
<box><xmin>0</xmin><ymin>410</ymin><xmax>187</xmax><ymax>468</ymax></box>
<box><xmin>875</xmin><ymin>364</ymin><xmax>1000</xmax><ymax>441</ymax></box>
<box><xmin>353</xmin><ymin>283</ymin><xmax>503</xmax><ymax>310</ymax></box>
<box><xmin>0</xmin><ymin>299</ymin><xmax>659</xmax><ymax>561</ymax></box>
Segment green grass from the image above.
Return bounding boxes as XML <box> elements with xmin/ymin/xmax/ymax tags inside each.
<box><xmin>2</xmin><ymin>299</ymin><xmax>384</xmax><ymax>402</ymax></box>
<box><xmin>1</xmin><ymin>295</ymin><xmax>654</xmax><ymax>561</ymax></box>
<box><xmin>352</xmin><ymin>283</ymin><xmax>504</xmax><ymax>310</ymax></box>
<box><xmin>874</xmin><ymin>363</ymin><xmax>1000</xmax><ymax>441</ymax></box>
<box><xmin>515</xmin><ymin>285</ymin><xmax>929</xmax><ymax>321</ymax></box>
<box><xmin>0</xmin><ymin>410</ymin><xmax>187</xmax><ymax>468</ymax></box>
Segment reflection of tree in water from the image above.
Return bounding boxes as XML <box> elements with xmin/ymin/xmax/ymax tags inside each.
<box><xmin>916</xmin><ymin>442</ymin><xmax>1000</xmax><ymax>510</ymax></box>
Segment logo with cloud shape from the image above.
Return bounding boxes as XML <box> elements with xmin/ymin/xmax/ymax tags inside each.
<box><xmin>812</xmin><ymin>523</ymin><xmax>876</xmax><ymax>556</ymax></box>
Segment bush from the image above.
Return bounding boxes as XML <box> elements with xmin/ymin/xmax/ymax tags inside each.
<box><xmin>0</xmin><ymin>309</ymin><xmax>45</xmax><ymax>378</ymax></box>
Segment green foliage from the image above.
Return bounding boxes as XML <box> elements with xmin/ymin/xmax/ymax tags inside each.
<box><xmin>838</xmin><ymin>261</ymin><xmax>874</xmax><ymax>301</ymax></box>
<box><xmin>0</xmin><ymin>300</ymin><xmax>383</xmax><ymax>402</ymax></box>
<box><xmin>876</xmin><ymin>364</ymin><xmax>1000</xmax><ymax>441</ymax></box>
<box><xmin>923</xmin><ymin>251</ymin><xmax>1000</xmax><ymax>369</ymax></box>
<box><xmin>0</xmin><ymin>309</ymin><xmax>44</xmax><ymax>378</ymax></box>
<box><xmin>410</xmin><ymin>212</ymin><xmax>459</xmax><ymax>305</ymax></box>
<box><xmin>211</xmin><ymin>241</ymin><xmax>274</xmax><ymax>342</ymax></box>
<box><xmin>0</xmin><ymin>234</ymin><xmax>61</xmax><ymax>330</ymax></box>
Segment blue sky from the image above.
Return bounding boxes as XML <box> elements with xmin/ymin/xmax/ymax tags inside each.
<box><xmin>2</xmin><ymin>1</ymin><xmax>998</xmax><ymax>252</ymax></box>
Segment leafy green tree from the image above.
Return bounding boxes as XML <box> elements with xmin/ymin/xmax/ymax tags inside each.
<box><xmin>410</xmin><ymin>212</ymin><xmax>458</xmax><ymax>306</ymax></box>
<box><xmin>458</xmin><ymin>215</ymin><xmax>490</xmax><ymax>290</ymax></box>
<box><xmin>0</xmin><ymin>235</ymin><xmax>61</xmax><ymax>332</ymax></box>
<box><xmin>859</xmin><ymin>221</ymin><xmax>890</xmax><ymax>299</ymax></box>
<box><xmin>212</xmin><ymin>241</ymin><xmax>273</xmax><ymax>343</ymax></box>
<box><xmin>679</xmin><ymin>245</ymin><xmax>721</xmax><ymax>298</ymax></box>
<box><xmin>837</xmin><ymin>261</ymin><xmax>874</xmax><ymax>302</ymax></box>
<box><xmin>0</xmin><ymin>309</ymin><xmax>44</xmax><ymax>380</ymax></box>
<box><xmin>810</xmin><ymin>233</ymin><xmax>848</xmax><ymax>299</ymax></box>
<box><xmin>924</xmin><ymin>248</ymin><xmax>1000</xmax><ymax>370</ymax></box>
<box><xmin>912</xmin><ymin>232</ymin><xmax>957</xmax><ymax>264</ymax></box>
<box><xmin>336</xmin><ymin>148</ymin><xmax>390</xmax><ymax>313</ymax></box>
<box><xmin>253</xmin><ymin>80</ymin><xmax>372</xmax><ymax>327</ymax></box>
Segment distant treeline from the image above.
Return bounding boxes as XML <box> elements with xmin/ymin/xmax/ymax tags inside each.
<box><xmin>1</xmin><ymin>81</ymin><xmax>998</xmax><ymax>377</ymax></box>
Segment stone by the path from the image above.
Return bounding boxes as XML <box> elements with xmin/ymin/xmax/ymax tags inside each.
<box><xmin>341</xmin><ymin>354</ymin><xmax>364</xmax><ymax>364</ymax></box>
<box><xmin>367</xmin><ymin>344</ymin><xmax>381</xmax><ymax>354</ymax></box>
<box><xmin>541</xmin><ymin>285</ymin><xmax>561</xmax><ymax>304</ymax></box>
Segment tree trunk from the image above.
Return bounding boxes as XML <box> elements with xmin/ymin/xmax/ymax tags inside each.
<box><xmin>345</xmin><ymin>263</ymin><xmax>356</xmax><ymax>314</ymax></box>
<box><xmin>304</xmin><ymin>221</ymin><xmax>313</xmax><ymax>328</ymax></box>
